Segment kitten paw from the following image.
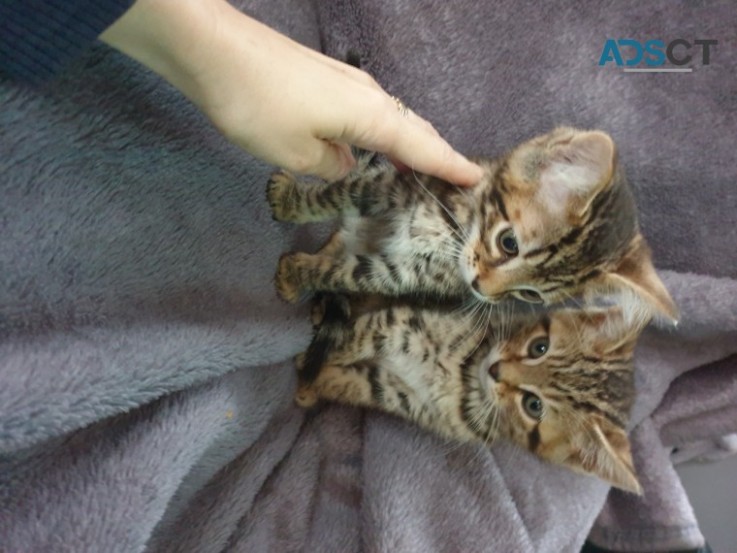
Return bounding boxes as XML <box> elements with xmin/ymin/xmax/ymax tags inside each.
<box><xmin>294</xmin><ymin>351</ymin><xmax>307</xmax><ymax>371</ymax></box>
<box><xmin>310</xmin><ymin>293</ymin><xmax>353</xmax><ymax>326</ymax></box>
<box><xmin>294</xmin><ymin>385</ymin><xmax>319</xmax><ymax>408</ymax></box>
<box><xmin>275</xmin><ymin>253</ymin><xmax>301</xmax><ymax>303</ymax></box>
<box><xmin>310</xmin><ymin>294</ymin><xmax>327</xmax><ymax>326</ymax></box>
<box><xmin>267</xmin><ymin>170</ymin><xmax>301</xmax><ymax>221</ymax></box>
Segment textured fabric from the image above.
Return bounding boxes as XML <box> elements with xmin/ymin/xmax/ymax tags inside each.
<box><xmin>0</xmin><ymin>0</ymin><xmax>134</xmax><ymax>83</ymax></box>
<box><xmin>0</xmin><ymin>0</ymin><xmax>735</xmax><ymax>552</ymax></box>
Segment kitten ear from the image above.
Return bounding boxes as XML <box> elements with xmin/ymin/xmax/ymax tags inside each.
<box><xmin>568</xmin><ymin>420</ymin><xmax>642</xmax><ymax>494</ymax></box>
<box><xmin>603</xmin><ymin>242</ymin><xmax>679</xmax><ymax>324</ymax></box>
<box><xmin>538</xmin><ymin>130</ymin><xmax>616</xmax><ymax>220</ymax></box>
<box><xmin>575</xmin><ymin>306</ymin><xmax>638</xmax><ymax>354</ymax></box>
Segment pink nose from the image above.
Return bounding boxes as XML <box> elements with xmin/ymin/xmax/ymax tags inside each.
<box><xmin>488</xmin><ymin>362</ymin><xmax>500</xmax><ymax>380</ymax></box>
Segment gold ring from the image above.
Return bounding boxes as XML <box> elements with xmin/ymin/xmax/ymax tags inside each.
<box><xmin>391</xmin><ymin>95</ymin><xmax>409</xmax><ymax>117</ymax></box>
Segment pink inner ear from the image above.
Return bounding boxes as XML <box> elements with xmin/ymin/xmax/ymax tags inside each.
<box><xmin>552</xmin><ymin>132</ymin><xmax>614</xmax><ymax>191</ymax></box>
<box><xmin>537</xmin><ymin>131</ymin><xmax>615</xmax><ymax>218</ymax></box>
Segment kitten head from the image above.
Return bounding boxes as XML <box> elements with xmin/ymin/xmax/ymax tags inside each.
<box><xmin>466</xmin><ymin>306</ymin><xmax>641</xmax><ymax>493</ymax></box>
<box><xmin>463</xmin><ymin>127</ymin><xmax>677</xmax><ymax>324</ymax></box>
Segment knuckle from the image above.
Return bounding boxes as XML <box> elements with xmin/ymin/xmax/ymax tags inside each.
<box><xmin>350</xmin><ymin>66</ymin><xmax>380</xmax><ymax>89</ymax></box>
<box><xmin>364</xmin><ymin>89</ymin><xmax>392</xmax><ymax>114</ymax></box>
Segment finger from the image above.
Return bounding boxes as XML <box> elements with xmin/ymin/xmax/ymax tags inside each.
<box><xmin>391</xmin><ymin>110</ymin><xmax>483</xmax><ymax>186</ymax></box>
<box><xmin>413</xmin><ymin>139</ymin><xmax>484</xmax><ymax>187</ymax></box>
<box><xmin>406</xmin><ymin>110</ymin><xmax>441</xmax><ymax>138</ymax></box>
<box><xmin>343</xmin><ymin>98</ymin><xmax>484</xmax><ymax>187</ymax></box>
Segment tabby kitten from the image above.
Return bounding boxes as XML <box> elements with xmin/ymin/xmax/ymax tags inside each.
<box><xmin>295</xmin><ymin>295</ymin><xmax>641</xmax><ymax>492</ymax></box>
<box><xmin>268</xmin><ymin>127</ymin><xmax>676</xmax><ymax>322</ymax></box>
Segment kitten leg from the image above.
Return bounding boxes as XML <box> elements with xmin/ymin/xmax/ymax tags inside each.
<box><xmin>303</xmin><ymin>235</ymin><xmax>349</xmax><ymax>324</ymax></box>
<box><xmin>295</xmin><ymin>364</ymin><xmax>374</xmax><ymax>408</ymax></box>
<box><xmin>266</xmin><ymin>165</ymin><xmax>402</xmax><ymax>223</ymax></box>
<box><xmin>267</xmin><ymin>171</ymin><xmax>326</xmax><ymax>222</ymax></box>
<box><xmin>293</xmin><ymin>352</ymin><xmax>320</xmax><ymax>407</ymax></box>
<box><xmin>316</xmin><ymin>230</ymin><xmax>346</xmax><ymax>257</ymax></box>
<box><xmin>309</xmin><ymin>295</ymin><xmax>327</xmax><ymax>327</ymax></box>
<box><xmin>296</xmin><ymin>360</ymin><xmax>419</xmax><ymax>423</ymax></box>
<box><xmin>275</xmin><ymin>252</ymin><xmax>404</xmax><ymax>302</ymax></box>
<box><xmin>276</xmin><ymin>251</ymin><xmax>458</xmax><ymax>302</ymax></box>
<box><xmin>295</xmin><ymin>306</ymin><xmax>428</xmax><ymax>414</ymax></box>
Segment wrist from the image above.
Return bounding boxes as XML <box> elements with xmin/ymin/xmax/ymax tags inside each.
<box><xmin>100</xmin><ymin>0</ymin><xmax>227</xmax><ymax>106</ymax></box>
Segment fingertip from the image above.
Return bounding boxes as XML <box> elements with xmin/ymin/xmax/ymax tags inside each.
<box><xmin>431</xmin><ymin>147</ymin><xmax>484</xmax><ymax>187</ymax></box>
<box><xmin>400</xmin><ymin>120</ymin><xmax>482</xmax><ymax>186</ymax></box>
<box><xmin>452</xmin><ymin>158</ymin><xmax>484</xmax><ymax>187</ymax></box>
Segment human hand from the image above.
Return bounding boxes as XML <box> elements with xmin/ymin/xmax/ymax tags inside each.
<box><xmin>101</xmin><ymin>0</ymin><xmax>483</xmax><ymax>186</ymax></box>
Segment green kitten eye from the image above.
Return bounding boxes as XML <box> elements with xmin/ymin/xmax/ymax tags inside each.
<box><xmin>522</xmin><ymin>391</ymin><xmax>545</xmax><ymax>420</ymax></box>
<box><xmin>517</xmin><ymin>289</ymin><xmax>543</xmax><ymax>304</ymax></box>
<box><xmin>497</xmin><ymin>228</ymin><xmax>519</xmax><ymax>256</ymax></box>
<box><xmin>528</xmin><ymin>337</ymin><xmax>550</xmax><ymax>359</ymax></box>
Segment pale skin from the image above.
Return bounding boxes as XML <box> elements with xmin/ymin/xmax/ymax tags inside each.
<box><xmin>100</xmin><ymin>0</ymin><xmax>483</xmax><ymax>185</ymax></box>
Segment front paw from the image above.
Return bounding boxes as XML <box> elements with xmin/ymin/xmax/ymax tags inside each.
<box><xmin>267</xmin><ymin>170</ymin><xmax>300</xmax><ymax>221</ymax></box>
<box><xmin>294</xmin><ymin>384</ymin><xmax>319</xmax><ymax>408</ymax></box>
<box><xmin>294</xmin><ymin>351</ymin><xmax>307</xmax><ymax>371</ymax></box>
<box><xmin>275</xmin><ymin>253</ymin><xmax>302</xmax><ymax>303</ymax></box>
<box><xmin>310</xmin><ymin>294</ymin><xmax>327</xmax><ymax>327</ymax></box>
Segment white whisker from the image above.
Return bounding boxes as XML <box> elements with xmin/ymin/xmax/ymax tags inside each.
<box><xmin>410</xmin><ymin>170</ymin><xmax>471</xmax><ymax>245</ymax></box>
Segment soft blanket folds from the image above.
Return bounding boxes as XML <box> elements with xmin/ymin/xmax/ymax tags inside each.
<box><xmin>1</xmin><ymin>1</ymin><xmax>735</xmax><ymax>551</ymax></box>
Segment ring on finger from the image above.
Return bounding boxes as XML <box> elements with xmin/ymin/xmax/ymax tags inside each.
<box><xmin>391</xmin><ymin>95</ymin><xmax>410</xmax><ymax>117</ymax></box>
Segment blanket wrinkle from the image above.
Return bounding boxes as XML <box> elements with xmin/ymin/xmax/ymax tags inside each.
<box><xmin>482</xmin><ymin>444</ymin><xmax>536</xmax><ymax>551</ymax></box>
<box><xmin>590</xmin><ymin>420</ymin><xmax>706</xmax><ymax>552</ymax></box>
<box><xmin>654</xmin><ymin>355</ymin><xmax>737</xmax><ymax>446</ymax></box>
<box><xmin>145</xmin><ymin>371</ymin><xmax>303</xmax><ymax>551</ymax></box>
<box><xmin>670</xmin><ymin>433</ymin><xmax>737</xmax><ymax>465</ymax></box>
<box><xmin>361</xmin><ymin>415</ymin><xmax>545</xmax><ymax>552</ymax></box>
<box><xmin>1</xmin><ymin>0</ymin><xmax>735</xmax><ymax>551</ymax></box>
<box><xmin>149</xmin><ymin>406</ymin><xmax>306</xmax><ymax>553</ymax></box>
<box><xmin>217</xmin><ymin>407</ymin><xmax>365</xmax><ymax>552</ymax></box>
<box><xmin>301</xmin><ymin>407</ymin><xmax>365</xmax><ymax>552</ymax></box>
<box><xmin>0</xmin><ymin>364</ymin><xmax>295</xmax><ymax>552</ymax></box>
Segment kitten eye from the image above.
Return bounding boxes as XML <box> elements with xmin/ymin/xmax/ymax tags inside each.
<box><xmin>522</xmin><ymin>391</ymin><xmax>545</xmax><ymax>420</ymax></box>
<box><xmin>527</xmin><ymin>337</ymin><xmax>550</xmax><ymax>359</ymax></box>
<box><xmin>497</xmin><ymin>228</ymin><xmax>519</xmax><ymax>257</ymax></box>
<box><xmin>517</xmin><ymin>289</ymin><xmax>543</xmax><ymax>304</ymax></box>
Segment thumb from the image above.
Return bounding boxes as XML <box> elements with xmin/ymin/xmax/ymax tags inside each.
<box><xmin>298</xmin><ymin>140</ymin><xmax>356</xmax><ymax>182</ymax></box>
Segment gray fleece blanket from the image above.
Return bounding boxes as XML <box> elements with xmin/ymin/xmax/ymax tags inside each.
<box><xmin>1</xmin><ymin>1</ymin><xmax>735</xmax><ymax>551</ymax></box>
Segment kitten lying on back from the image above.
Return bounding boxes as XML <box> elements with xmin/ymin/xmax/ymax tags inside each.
<box><xmin>268</xmin><ymin>127</ymin><xmax>676</xmax><ymax>322</ymax></box>
<box><xmin>296</xmin><ymin>294</ymin><xmax>642</xmax><ymax>493</ymax></box>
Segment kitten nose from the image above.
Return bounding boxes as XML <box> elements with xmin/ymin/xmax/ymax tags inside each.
<box><xmin>488</xmin><ymin>362</ymin><xmax>500</xmax><ymax>380</ymax></box>
<box><xmin>472</xmin><ymin>278</ymin><xmax>480</xmax><ymax>291</ymax></box>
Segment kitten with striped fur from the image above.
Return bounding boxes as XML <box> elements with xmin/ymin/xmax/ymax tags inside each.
<box><xmin>268</xmin><ymin>127</ymin><xmax>676</xmax><ymax>322</ymax></box>
<box><xmin>296</xmin><ymin>294</ymin><xmax>642</xmax><ymax>493</ymax></box>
